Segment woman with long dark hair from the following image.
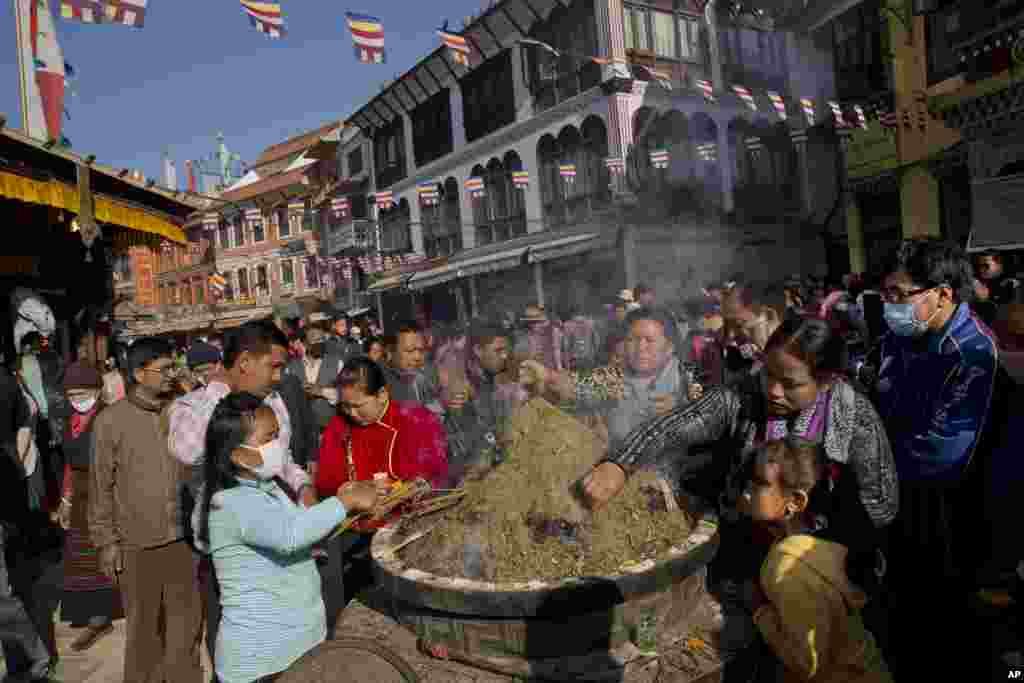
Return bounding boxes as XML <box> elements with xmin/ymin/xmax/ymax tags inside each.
<box><xmin>581</xmin><ymin>314</ymin><xmax>898</xmax><ymax>591</ymax></box>
<box><xmin>195</xmin><ymin>392</ymin><xmax>377</xmax><ymax>683</ymax></box>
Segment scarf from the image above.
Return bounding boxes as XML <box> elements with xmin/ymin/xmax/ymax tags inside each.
<box><xmin>70</xmin><ymin>404</ymin><xmax>101</xmax><ymax>439</ymax></box>
<box><xmin>763</xmin><ymin>388</ymin><xmax>831</xmax><ymax>443</ymax></box>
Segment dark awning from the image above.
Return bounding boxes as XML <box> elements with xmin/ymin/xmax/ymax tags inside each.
<box><xmin>968</xmin><ymin>173</ymin><xmax>1024</xmax><ymax>252</ymax></box>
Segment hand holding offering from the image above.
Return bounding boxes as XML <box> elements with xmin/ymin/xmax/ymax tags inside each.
<box><xmin>337</xmin><ymin>481</ymin><xmax>378</xmax><ymax>513</ymax></box>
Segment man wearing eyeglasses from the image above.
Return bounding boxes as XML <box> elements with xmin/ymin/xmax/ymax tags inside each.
<box><xmin>871</xmin><ymin>238</ymin><xmax>999</xmax><ymax>680</ymax></box>
<box><xmin>89</xmin><ymin>337</ymin><xmax>203</xmax><ymax>683</ymax></box>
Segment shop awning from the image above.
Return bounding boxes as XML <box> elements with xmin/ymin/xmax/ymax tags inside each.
<box><xmin>367</xmin><ymin>273</ymin><xmax>414</xmax><ymax>293</ymax></box>
<box><xmin>407</xmin><ymin>230</ymin><xmax>606</xmax><ymax>291</ymax></box>
<box><xmin>0</xmin><ymin>169</ymin><xmax>187</xmax><ymax>243</ymax></box>
<box><xmin>526</xmin><ymin>233</ymin><xmax>602</xmax><ymax>263</ymax></box>
<box><xmin>968</xmin><ymin>173</ymin><xmax>1024</xmax><ymax>252</ymax></box>
<box><xmin>407</xmin><ymin>247</ymin><xmax>526</xmax><ymax>290</ymax></box>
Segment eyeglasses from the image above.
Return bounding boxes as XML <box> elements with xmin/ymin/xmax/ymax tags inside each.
<box><xmin>141</xmin><ymin>366</ymin><xmax>175</xmax><ymax>377</ymax></box>
<box><xmin>880</xmin><ymin>286</ymin><xmax>936</xmax><ymax>304</ymax></box>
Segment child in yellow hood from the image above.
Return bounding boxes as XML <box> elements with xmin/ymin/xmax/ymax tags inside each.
<box><xmin>739</xmin><ymin>437</ymin><xmax>892</xmax><ymax>683</ymax></box>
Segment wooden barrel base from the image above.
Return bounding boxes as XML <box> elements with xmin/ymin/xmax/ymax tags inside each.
<box><xmin>412</xmin><ymin>590</ymin><xmax>757</xmax><ymax>682</ymax></box>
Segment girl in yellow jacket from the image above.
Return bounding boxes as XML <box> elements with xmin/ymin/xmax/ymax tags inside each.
<box><xmin>739</xmin><ymin>437</ymin><xmax>892</xmax><ymax>683</ymax></box>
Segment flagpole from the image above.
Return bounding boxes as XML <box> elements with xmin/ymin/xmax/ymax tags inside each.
<box><xmin>14</xmin><ymin>0</ymin><xmax>29</xmax><ymax>132</ymax></box>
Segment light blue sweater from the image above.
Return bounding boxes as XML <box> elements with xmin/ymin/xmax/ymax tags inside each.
<box><xmin>207</xmin><ymin>479</ymin><xmax>346</xmax><ymax>683</ymax></box>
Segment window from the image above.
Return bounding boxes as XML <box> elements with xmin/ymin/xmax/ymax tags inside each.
<box><xmin>256</xmin><ymin>265</ymin><xmax>269</xmax><ymax>295</ymax></box>
<box><xmin>237</xmin><ymin>269</ymin><xmax>249</xmax><ymax>297</ymax></box>
<box><xmin>302</xmin><ymin>201</ymin><xmax>316</xmax><ymax>232</ymax></box>
<box><xmin>624</xmin><ymin>3</ymin><xmax>702</xmax><ymax>63</ymax></box>
<box><xmin>350</xmin><ymin>194</ymin><xmax>369</xmax><ymax>220</ymax></box>
<box><xmin>524</xmin><ymin>3</ymin><xmax>601</xmax><ymax>113</ymax></box>
<box><xmin>347</xmin><ymin>147</ymin><xmax>364</xmax><ymax>176</ymax></box>
<box><xmin>233</xmin><ymin>217</ymin><xmax>245</xmax><ymax>248</ymax></box>
<box><xmin>305</xmin><ymin>256</ymin><xmax>320</xmax><ymax>289</ymax></box>
<box><xmin>252</xmin><ymin>217</ymin><xmax>265</xmax><ymax>243</ymax></box>
<box><xmin>624</xmin><ymin>5</ymin><xmax>650</xmax><ymax>51</ymax></box>
<box><xmin>379</xmin><ymin>199</ymin><xmax>412</xmax><ymax>253</ymax></box>
<box><xmin>926</xmin><ymin>4</ymin><xmax>962</xmax><ymax>84</ymax></box>
<box><xmin>653</xmin><ymin>11</ymin><xmax>675</xmax><ymax>58</ymax></box>
<box><xmin>461</xmin><ymin>51</ymin><xmax>516</xmax><ymax>143</ymax></box>
<box><xmin>281</xmin><ymin>259</ymin><xmax>295</xmax><ymax>287</ymax></box>
<box><xmin>277</xmin><ymin>209</ymin><xmax>291</xmax><ymax>239</ymax></box>
<box><xmin>537</xmin><ymin>117</ymin><xmax>610</xmax><ymax>228</ymax></box>
<box><xmin>374</xmin><ymin>118</ymin><xmax>407</xmax><ymax>189</ymax></box>
<box><xmin>832</xmin><ymin>0</ymin><xmax>889</xmax><ymax>101</ymax></box>
<box><xmin>218</xmin><ymin>222</ymin><xmax>230</xmax><ymax>249</ymax></box>
<box><xmin>422</xmin><ymin>177</ymin><xmax>464</xmax><ymax>259</ymax></box>
<box><xmin>413</xmin><ymin>89</ymin><xmax>453</xmax><ymax>167</ymax></box>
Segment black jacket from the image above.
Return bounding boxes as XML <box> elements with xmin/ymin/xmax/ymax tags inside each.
<box><xmin>605</xmin><ymin>382</ymin><xmax>898</xmax><ymax>550</ymax></box>
<box><xmin>276</xmin><ymin>372</ymin><xmax>318</xmax><ymax>466</ymax></box>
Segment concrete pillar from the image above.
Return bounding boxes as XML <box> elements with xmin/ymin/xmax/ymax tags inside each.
<box><xmin>459</xmin><ymin>176</ymin><xmax>477</xmax><ymax>250</ymax></box>
<box><xmin>790</xmin><ymin>129</ymin><xmax>813</xmax><ymax>216</ymax></box>
<box><xmin>449</xmin><ymin>81</ymin><xmax>466</xmax><ymax>151</ymax></box>
<box><xmin>533</xmin><ymin>262</ymin><xmax>545</xmax><ymax>307</ymax></box>
<box><xmin>716</xmin><ymin>122</ymin><xmax>735</xmax><ymax>213</ymax></box>
<box><xmin>846</xmin><ymin>195</ymin><xmax>866</xmax><ymax>275</ymax></box>
<box><xmin>402</xmin><ymin>113</ymin><xmax>416</xmax><ymax>175</ymax></box>
<box><xmin>408</xmin><ymin>194</ymin><xmax>425</xmax><ymax>256</ymax></box>
<box><xmin>900</xmin><ymin>165</ymin><xmax>942</xmax><ymax>238</ymax></box>
<box><xmin>519</xmin><ymin>141</ymin><xmax>545</xmax><ymax>234</ymax></box>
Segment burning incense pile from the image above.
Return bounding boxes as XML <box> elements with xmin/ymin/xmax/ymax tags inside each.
<box><xmin>399</xmin><ymin>397</ymin><xmax>693</xmax><ymax>583</ymax></box>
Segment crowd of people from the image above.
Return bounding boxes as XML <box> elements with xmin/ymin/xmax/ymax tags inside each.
<box><xmin>1</xmin><ymin>237</ymin><xmax>1021</xmax><ymax>682</ymax></box>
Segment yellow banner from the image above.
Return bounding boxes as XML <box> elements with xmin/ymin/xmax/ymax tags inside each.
<box><xmin>0</xmin><ymin>170</ymin><xmax>186</xmax><ymax>244</ymax></box>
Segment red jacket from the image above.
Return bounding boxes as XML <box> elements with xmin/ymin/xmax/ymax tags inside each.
<box><xmin>315</xmin><ymin>399</ymin><xmax>449</xmax><ymax>498</ymax></box>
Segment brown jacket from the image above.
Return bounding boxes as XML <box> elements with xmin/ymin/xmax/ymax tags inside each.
<box><xmin>88</xmin><ymin>391</ymin><xmax>189</xmax><ymax>551</ymax></box>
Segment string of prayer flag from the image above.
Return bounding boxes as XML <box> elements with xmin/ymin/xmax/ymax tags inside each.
<box><xmin>346</xmin><ymin>12</ymin><xmax>385</xmax><ymax>64</ymax></box>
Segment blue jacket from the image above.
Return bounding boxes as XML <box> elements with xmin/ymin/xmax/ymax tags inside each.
<box><xmin>875</xmin><ymin>303</ymin><xmax>998</xmax><ymax>482</ymax></box>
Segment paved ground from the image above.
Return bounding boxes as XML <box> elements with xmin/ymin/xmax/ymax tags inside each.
<box><xmin>4</xmin><ymin>595</ymin><xmax>1018</xmax><ymax>681</ymax></box>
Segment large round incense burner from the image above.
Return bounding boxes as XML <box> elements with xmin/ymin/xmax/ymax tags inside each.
<box><xmin>372</xmin><ymin>513</ymin><xmax>719</xmax><ymax>618</ymax></box>
<box><xmin>366</xmin><ymin>398</ymin><xmax>734</xmax><ymax>679</ymax></box>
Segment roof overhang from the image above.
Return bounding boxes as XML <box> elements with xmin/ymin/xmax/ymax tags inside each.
<box><xmin>407</xmin><ymin>229</ymin><xmax>604</xmax><ymax>291</ymax></box>
<box><xmin>796</xmin><ymin>0</ymin><xmax>869</xmax><ymax>33</ymax></box>
<box><xmin>349</xmin><ymin>0</ymin><xmax>568</xmax><ymax>134</ymax></box>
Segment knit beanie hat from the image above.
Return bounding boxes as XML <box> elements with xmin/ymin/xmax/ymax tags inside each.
<box><xmin>64</xmin><ymin>361</ymin><xmax>103</xmax><ymax>391</ymax></box>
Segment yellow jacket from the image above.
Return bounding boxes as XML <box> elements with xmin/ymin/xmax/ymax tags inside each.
<box><xmin>753</xmin><ymin>535</ymin><xmax>892</xmax><ymax>683</ymax></box>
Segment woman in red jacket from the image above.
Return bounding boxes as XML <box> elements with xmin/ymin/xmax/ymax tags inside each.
<box><xmin>316</xmin><ymin>357</ymin><xmax>449</xmax><ymax>500</ymax></box>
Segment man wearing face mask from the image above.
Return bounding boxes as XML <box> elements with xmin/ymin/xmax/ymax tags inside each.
<box><xmin>183</xmin><ymin>341</ymin><xmax>222</xmax><ymax>392</ymax></box>
<box><xmin>288</xmin><ymin>313</ymin><xmax>345</xmax><ymax>450</ymax></box>
<box><xmin>89</xmin><ymin>338</ymin><xmax>203</xmax><ymax>683</ymax></box>
<box><xmin>873</xmin><ymin>239</ymin><xmax>999</xmax><ymax>679</ymax></box>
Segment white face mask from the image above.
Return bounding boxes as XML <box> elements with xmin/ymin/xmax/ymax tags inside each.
<box><xmin>70</xmin><ymin>396</ymin><xmax>98</xmax><ymax>414</ymax></box>
<box><xmin>238</xmin><ymin>440</ymin><xmax>286</xmax><ymax>481</ymax></box>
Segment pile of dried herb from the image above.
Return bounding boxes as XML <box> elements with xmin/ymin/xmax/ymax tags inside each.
<box><xmin>399</xmin><ymin>398</ymin><xmax>693</xmax><ymax>583</ymax></box>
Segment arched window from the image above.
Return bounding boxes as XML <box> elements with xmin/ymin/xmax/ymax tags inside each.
<box><xmin>537</xmin><ymin>135</ymin><xmax>561</xmax><ymax>227</ymax></box>
<box><xmin>469</xmin><ymin>163</ymin><xmax>491</xmax><ymax>245</ymax></box>
<box><xmin>486</xmin><ymin>157</ymin><xmax>509</xmax><ymax>243</ymax></box>
<box><xmin>422</xmin><ymin>178</ymin><xmax>463</xmax><ymax>258</ymax></box>
<box><xmin>504</xmin><ymin>151</ymin><xmax>527</xmax><ymax>238</ymax></box>
<box><xmin>558</xmin><ymin>126</ymin><xmax>584</xmax><ymax>223</ymax></box>
<box><xmin>380</xmin><ymin>198</ymin><xmax>412</xmax><ymax>253</ymax></box>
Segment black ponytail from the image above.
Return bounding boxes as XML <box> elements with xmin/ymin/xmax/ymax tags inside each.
<box><xmin>197</xmin><ymin>392</ymin><xmax>265</xmax><ymax>548</ymax></box>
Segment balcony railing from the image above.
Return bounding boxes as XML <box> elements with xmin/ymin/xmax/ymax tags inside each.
<box><xmin>951</xmin><ymin>0</ymin><xmax>1024</xmax><ymax>81</ymax></box>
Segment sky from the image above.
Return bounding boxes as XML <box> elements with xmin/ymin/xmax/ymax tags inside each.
<box><xmin>1</xmin><ymin>0</ymin><xmax>488</xmax><ymax>187</ymax></box>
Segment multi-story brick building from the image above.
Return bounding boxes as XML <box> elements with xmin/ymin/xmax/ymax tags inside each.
<box><xmin>155</xmin><ymin>0</ymin><xmax>847</xmax><ymax>331</ymax></box>
<box><xmin>337</xmin><ymin>0</ymin><xmax>843</xmax><ymax>324</ymax></box>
